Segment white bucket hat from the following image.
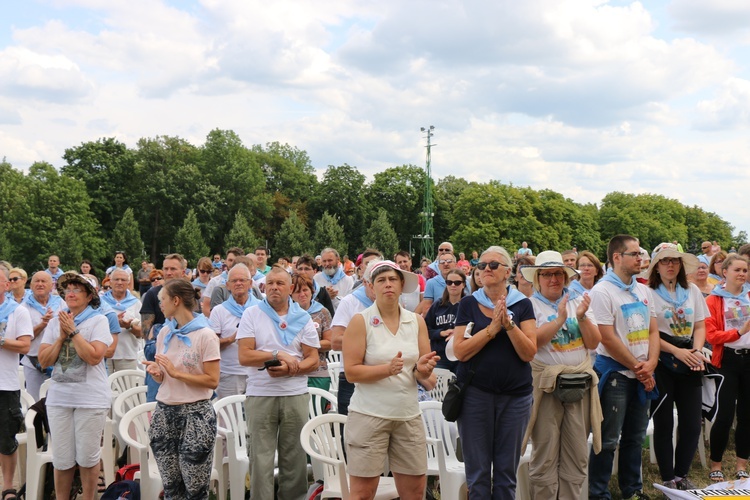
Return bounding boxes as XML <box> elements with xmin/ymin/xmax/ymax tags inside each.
<box><xmin>519</xmin><ymin>250</ymin><xmax>579</xmax><ymax>283</ymax></box>
<box><xmin>647</xmin><ymin>242</ymin><xmax>699</xmax><ymax>278</ymax></box>
<box><xmin>364</xmin><ymin>260</ymin><xmax>419</xmax><ymax>294</ymax></box>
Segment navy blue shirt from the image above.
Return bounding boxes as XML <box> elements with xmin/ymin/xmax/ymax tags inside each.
<box><xmin>455</xmin><ymin>295</ymin><xmax>535</xmax><ymax>396</ymax></box>
<box><xmin>425</xmin><ymin>299</ymin><xmax>460</xmax><ymax>358</ymax></box>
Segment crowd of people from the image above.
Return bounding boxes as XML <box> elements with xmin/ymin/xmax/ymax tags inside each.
<box><xmin>0</xmin><ymin>237</ymin><xmax>749</xmax><ymax>500</ymax></box>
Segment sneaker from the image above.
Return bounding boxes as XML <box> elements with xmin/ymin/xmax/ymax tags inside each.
<box><xmin>662</xmin><ymin>480</ymin><xmax>677</xmax><ymax>489</ymax></box>
<box><xmin>624</xmin><ymin>491</ymin><xmax>650</xmax><ymax>500</ymax></box>
<box><xmin>675</xmin><ymin>477</ymin><xmax>698</xmax><ymax>490</ymax></box>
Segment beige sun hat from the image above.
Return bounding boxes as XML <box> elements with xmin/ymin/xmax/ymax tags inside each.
<box><xmin>647</xmin><ymin>242</ymin><xmax>699</xmax><ymax>278</ymax></box>
<box><xmin>519</xmin><ymin>250</ymin><xmax>579</xmax><ymax>283</ymax></box>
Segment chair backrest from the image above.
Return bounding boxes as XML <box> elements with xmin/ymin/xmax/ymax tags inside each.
<box><xmin>419</xmin><ymin>401</ymin><xmax>459</xmax><ymax>462</ymax></box>
<box><xmin>20</xmin><ymin>389</ymin><xmax>35</xmax><ymax>412</ymax></box>
<box><xmin>300</xmin><ymin>414</ymin><xmax>349</xmax><ymax>496</ymax></box>
<box><xmin>213</xmin><ymin>395</ymin><xmax>248</xmax><ymax>455</ymax></box>
<box><xmin>308</xmin><ymin>387</ymin><xmax>338</xmax><ymax>418</ymax></box>
<box><xmin>119</xmin><ymin>402</ymin><xmax>157</xmax><ymax>466</ymax></box>
<box><xmin>113</xmin><ymin>385</ymin><xmax>149</xmax><ymax>421</ymax></box>
<box><xmin>427</xmin><ymin>368</ymin><xmax>455</xmax><ymax>402</ymax></box>
<box><xmin>327</xmin><ymin>362</ymin><xmax>341</xmax><ymax>393</ymax></box>
<box><xmin>326</xmin><ymin>350</ymin><xmax>343</xmax><ymax>364</ymax></box>
<box><xmin>109</xmin><ymin>369</ymin><xmax>146</xmax><ymax>397</ymax></box>
<box><xmin>39</xmin><ymin>378</ymin><xmax>53</xmax><ymax>399</ymax></box>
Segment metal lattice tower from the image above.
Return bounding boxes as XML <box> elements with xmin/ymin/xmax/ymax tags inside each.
<box><xmin>419</xmin><ymin>126</ymin><xmax>436</xmax><ymax>261</ymax></box>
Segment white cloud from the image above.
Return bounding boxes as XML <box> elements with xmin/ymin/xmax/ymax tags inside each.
<box><xmin>668</xmin><ymin>0</ymin><xmax>750</xmax><ymax>36</ymax></box>
<box><xmin>694</xmin><ymin>78</ymin><xmax>750</xmax><ymax>130</ymax></box>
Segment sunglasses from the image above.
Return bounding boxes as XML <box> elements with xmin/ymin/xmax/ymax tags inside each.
<box><xmin>9</xmin><ymin>277</ymin><xmax>24</xmax><ymax>282</ymax></box>
<box><xmin>150</xmin><ymin>277</ymin><xmax>164</xmax><ymax>283</ymax></box>
<box><xmin>438</xmin><ymin>259</ymin><xmax>455</xmax><ymax>265</ymax></box>
<box><xmin>199</xmin><ymin>269</ymin><xmax>211</xmax><ymax>274</ymax></box>
<box><xmin>477</xmin><ymin>261</ymin><xmax>507</xmax><ymax>271</ymax></box>
<box><xmin>438</xmin><ymin>248</ymin><xmax>452</xmax><ymax>252</ymax></box>
<box><xmin>445</xmin><ymin>279</ymin><xmax>464</xmax><ymax>286</ymax></box>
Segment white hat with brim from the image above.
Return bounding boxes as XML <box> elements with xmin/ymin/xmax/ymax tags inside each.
<box><xmin>364</xmin><ymin>260</ymin><xmax>419</xmax><ymax>294</ymax></box>
<box><xmin>519</xmin><ymin>250</ymin><xmax>579</xmax><ymax>283</ymax></box>
<box><xmin>647</xmin><ymin>242</ymin><xmax>699</xmax><ymax>277</ymax></box>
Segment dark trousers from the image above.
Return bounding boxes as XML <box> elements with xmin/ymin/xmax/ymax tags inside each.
<box><xmin>337</xmin><ymin>372</ymin><xmax>355</xmax><ymax>416</ymax></box>
<box><xmin>711</xmin><ymin>349</ymin><xmax>750</xmax><ymax>462</ymax></box>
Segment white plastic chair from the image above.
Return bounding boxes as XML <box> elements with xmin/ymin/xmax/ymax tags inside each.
<box><xmin>308</xmin><ymin>387</ymin><xmax>338</xmax><ymax>418</ymax></box>
<box><xmin>16</xmin><ymin>390</ymin><xmax>35</xmax><ymax>485</ymax></box>
<box><xmin>24</xmin><ymin>408</ymin><xmax>54</xmax><ymax>500</ymax></box>
<box><xmin>326</xmin><ymin>350</ymin><xmax>343</xmax><ymax>364</ymax></box>
<box><xmin>119</xmin><ymin>402</ymin><xmax>163</xmax><ymax>499</ymax></box>
<box><xmin>419</xmin><ymin>401</ymin><xmax>467</xmax><ymax>500</ymax></box>
<box><xmin>18</xmin><ymin>364</ymin><xmax>25</xmax><ymax>390</ymax></box>
<box><xmin>39</xmin><ymin>378</ymin><xmax>53</xmax><ymax>399</ymax></box>
<box><xmin>213</xmin><ymin>395</ymin><xmax>248</xmax><ymax>500</ymax></box>
<box><xmin>112</xmin><ymin>385</ymin><xmax>149</xmax><ymax>454</ymax></box>
<box><xmin>427</xmin><ymin>368</ymin><xmax>455</xmax><ymax>402</ymax></box>
<box><xmin>109</xmin><ymin>369</ymin><xmax>146</xmax><ymax>401</ymax></box>
<box><xmin>300</xmin><ymin>414</ymin><xmax>399</xmax><ymax>500</ymax></box>
<box><xmin>327</xmin><ymin>362</ymin><xmax>341</xmax><ymax>397</ymax></box>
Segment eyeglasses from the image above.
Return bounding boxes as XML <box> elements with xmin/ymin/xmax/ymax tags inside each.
<box><xmin>199</xmin><ymin>269</ymin><xmax>211</xmax><ymax>274</ymax></box>
<box><xmin>438</xmin><ymin>248</ymin><xmax>452</xmax><ymax>252</ymax></box>
<box><xmin>445</xmin><ymin>279</ymin><xmax>464</xmax><ymax>286</ymax></box>
<box><xmin>65</xmin><ymin>287</ymin><xmax>86</xmax><ymax>295</ymax></box>
<box><xmin>111</xmin><ymin>278</ymin><xmax>129</xmax><ymax>282</ymax></box>
<box><xmin>150</xmin><ymin>277</ymin><xmax>163</xmax><ymax>283</ymax></box>
<box><xmin>539</xmin><ymin>271</ymin><xmax>566</xmax><ymax>280</ymax></box>
<box><xmin>296</xmin><ymin>266</ymin><xmax>313</xmax><ymax>272</ymax></box>
<box><xmin>702</xmin><ymin>246</ymin><xmax>710</xmax><ymax>250</ymax></box>
<box><xmin>619</xmin><ymin>252</ymin><xmax>641</xmax><ymax>258</ymax></box>
<box><xmin>578</xmin><ymin>263</ymin><xmax>595</xmax><ymax>268</ymax></box>
<box><xmin>714</xmin><ymin>260</ymin><xmax>725</xmax><ymax>265</ymax></box>
<box><xmin>477</xmin><ymin>261</ymin><xmax>507</xmax><ymax>271</ymax></box>
<box><xmin>229</xmin><ymin>278</ymin><xmax>250</xmax><ymax>284</ymax></box>
<box><xmin>101</xmin><ymin>286</ymin><xmax>111</xmax><ymax>291</ymax></box>
<box><xmin>438</xmin><ymin>259</ymin><xmax>455</xmax><ymax>265</ymax></box>
<box><xmin>9</xmin><ymin>277</ymin><xmax>24</xmax><ymax>282</ymax></box>
<box><xmin>659</xmin><ymin>257</ymin><xmax>681</xmax><ymax>266</ymax></box>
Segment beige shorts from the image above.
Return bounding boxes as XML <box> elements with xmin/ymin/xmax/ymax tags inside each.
<box><xmin>47</xmin><ymin>406</ymin><xmax>108</xmax><ymax>469</ymax></box>
<box><xmin>345</xmin><ymin>411</ymin><xmax>427</xmax><ymax>477</ymax></box>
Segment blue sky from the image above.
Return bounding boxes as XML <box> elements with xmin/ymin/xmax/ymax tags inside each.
<box><xmin>2</xmin><ymin>0</ymin><xmax>750</xmax><ymax>240</ymax></box>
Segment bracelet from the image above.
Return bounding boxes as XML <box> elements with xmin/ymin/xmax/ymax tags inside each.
<box><xmin>486</xmin><ymin>328</ymin><xmax>497</xmax><ymax>340</ymax></box>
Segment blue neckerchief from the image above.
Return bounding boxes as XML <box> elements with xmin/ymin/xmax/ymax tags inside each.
<box><xmin>223</xmin><ymin>294</ymin><xmax>259</xmax><ymax>318</ymax></box>
<box><xmin>252</xmin><ymin>271</ymin><xmax>264</xmax><ymax>282</ymax></box>
<box><xmin>532</xmin><ymin>288</ymin><xmax>569</xmax><ymax>310</ymax></box>
<box><xmin>653</xmin><ymin>284</ymin><xmax>689</xmax><ymax>310</ymax></box>
<box><xmin>709</xmin><ymin>273</ymin><xmax>722</xmax><ymax>282</ymax></box>
<box><xmin>352</xmin><ymin>286</ymin><xmax>374</xmax><ymax>308</ymax></box>
<box><xmin>72</xmin><ymin>305</ymin><xmax>102</xmax><ymax>327</ymax></box>
<box><xmin>473</xmin><ymin>286</ymin><xmax>525</xmax><ymax>309</ymax></box>
<box><xmin>0</xmin><ymin>298</ymin><xmax>20</xmax><ymax>324</ymax></box>
<box><xmin>46</xmin><ymin>268</ymin><xmax>64</xmax><ymax>279</ymax></box>
<box><xmin>312</xmin><ymin>280</ymin><xmax>320</xmax><ymax>296</ymax></box>
<box><xmin>710</xmin><ymin>283</ymin><xmax>750</xmax><ymax>305</ymax></box>
<box><xmin>106</xmin><ymin>264</ymin><xmax>131</xmax><ymax>275</ymax></box>
<box><xmin>192</xmin><ymin>278</ymin><xmax>207</xmax><ymax>289</ymax></box>
<box><xmin>428</xmin><ymin>261</ymin><xmax>439</xmax><ymax>274</ymax></box>
<box><xmin>257</xmin><ymin>298</ymin><xmax>310</xmax><ymax>346</ymax></box>
<box><xmin>594</xmin><ymin>354</ymin><xmax>659</xmax><ymax>405</ymax></box>
<box><xmin>219</xmin><ymin>271</ymin><xmax>228</xmax><ymax>286</ymax></box>
<box><xmin>95</xmin><ymin>302</ymin><xmax>122</xmax><ymax>333</ymax></box>
<box><xmin>305</xmin><ymin>300</ymin><xmax>324</xmax><ymax>315</ymax></box>
<box><xmin>600</xmin><ymin>269</ymin><xmax>640</xmax><ymax>301</ymax></box>
<box><xmin>23</xmin><ymin>293</ymin><xmax>62</xmax><ymax>316</ymax></box>
<box><xmin>568</xmin><ymin>279</ymin><xmax>588</xmax><ymax>300</ymax></box>
<box><xmin>162</xmin><ymin>313</ymin><xmax>210</xmax><ymax>353</ymax></box>
<box><xmin>100</xmin><ymin>290</ymin><xmax>139</xmax><ymax>312</ymax></box>
<box><xmin>321</xmin><ymin>267</ymin><xmax>346</xmax><ymax>285</ymax></box>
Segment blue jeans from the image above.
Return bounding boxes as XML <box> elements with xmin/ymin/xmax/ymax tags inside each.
<box><xmin>337</xmin><ymin>372</ymin><xmax>355</xmax><ymax>416</ymax></box>
<box><xmin>457</xmin><ymin>385</ymin><xmax>532</xmax><ymax>500</ymax></box>
<box><xmin>588</xmin><ymin>372</ymin><xmax>650</xmax><ymax>499</ymax></box>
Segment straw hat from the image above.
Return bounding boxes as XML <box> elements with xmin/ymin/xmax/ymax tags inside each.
<box><xmin>57</xmin><ymin>272</ymin><xmax>101</xmax><ymax>307</ymax></box>
<box><xmin>647</xmin><ymin>242</ymin><xmax>699</xmax><ymax>277</ymax></box>
<box><xmin>519</xmin><ymin>250</ymin><xmax>579</xmax><ymax>283</ymax></box>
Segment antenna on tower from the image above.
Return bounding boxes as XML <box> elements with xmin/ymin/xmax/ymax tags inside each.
<box><xmin>418</xmin><ymin>126</ymin><xmax>436</xmax><ymax>262</ymax></box>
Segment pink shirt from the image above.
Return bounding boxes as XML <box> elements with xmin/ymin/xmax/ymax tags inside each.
<box><xmin>155</xmin><ymin>326</ymin><xmax>220</xmax><ymax>405</ymax></box>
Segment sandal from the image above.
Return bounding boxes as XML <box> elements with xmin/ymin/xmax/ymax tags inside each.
<box><xmin>98</xmin><ymin>473</ymin><xmax>107</xmax><ymax>493</ymax></box>
<box><xmin>709</xmin><ymin>470</ymin><xmax>725</xmax><ymax>482</ymax></box>
<box><xmin>1</xmin><ymin>489</ymin><xmax>17</xmax><ymax>500</ymax></box>
<box><xmin>736</xmin><ymin>470</ymin><xmax>750</xmax><ymax>480</ymax></box>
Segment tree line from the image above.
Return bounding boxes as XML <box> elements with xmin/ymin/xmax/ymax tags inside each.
<box><xmin>1</xmin><ymin>129</ymin><xmax>745</xmax><ymax>276</ymax></box>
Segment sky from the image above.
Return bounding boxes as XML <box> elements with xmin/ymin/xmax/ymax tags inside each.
<box><xmin>3</xmin><ymin>0</ymin><xmax>750</xmax><ymax>238</ymax></box>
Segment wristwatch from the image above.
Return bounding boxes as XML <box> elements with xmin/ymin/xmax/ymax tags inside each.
<box><xmin>0</xmin><ymin>337</ymin><xmax>5</xmax><ymax>349</ymax></box>
<box><xmin>507</xmin><ymin>319</ymin><xmax>516</xmax><ymax>331</ymax></box>
<box><xmin>272</xmin><ymin>350</ymin><xmax>278</xmax><ymax>361</ymax></box>
<box><xmin>69</xmin><ymin>329</ymin><xmax>80</xmax><ymax>339</ymax></box>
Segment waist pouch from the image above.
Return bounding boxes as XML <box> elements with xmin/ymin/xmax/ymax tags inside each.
<box><xmin>553</xmin><ymin>373</ymin><xmax>592</xmax><ymax>403</ymax></box>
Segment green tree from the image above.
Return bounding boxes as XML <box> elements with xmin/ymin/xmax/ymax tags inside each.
<box><xmin>434</xmin><ymin>175</ymin><xmax>475</xmax><ymax>244</ymax></box>
<box><xmin>224</xmin><ymin>212</ymin><xmax>260</xmax><ymax>252</ymax></box>
<box><xmin>312</xmin><ymin>211</ymin><xmax>348</xmax><ymax>258</ymax></box>
<box><xmin>274</xmin><ymin>211</ymin><xmax>311</xmax><ymax>258</ymax></box>
<box><xmin>174</xmin><ymin>209</ymin><xmax>209</xmax><ymax>267</ymax></box>
<box><xmin>110</xmin><ymin>208</ymin><xmax>145</xmax><ymax>262</ymax></box>
<box><xmin>684</xmin><ymin>205</ymin><xmax>734</xmax><ymax>253</ymax></box>
<box><xmin>367</xmin><ymin>165</ymin><xmax>425</xmax><ymax>251</ymax></box>
<box><xmin>363</xmin><ymin>209</ymin><xmax>399</xmax><ymax>259</ymax></box>
<box><xmin>0</xmin><ymin>222</ymin><xmax>12</xmax><ymax>261</ymax></box>
<box><xmin>309</xmin><ymin>165</ymin><xmax>369</xmax><ymax>250</ymax></box>
<box><xmin>61</xmin><ymin>138</ymin><xmax>137</xmax><ymax>235</ymax></box>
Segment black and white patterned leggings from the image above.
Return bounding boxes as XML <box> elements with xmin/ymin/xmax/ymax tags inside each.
<box><xmin>149</xmin><ymin>400</ymin><xmax>217</xmax><ymax>500</ymax></box>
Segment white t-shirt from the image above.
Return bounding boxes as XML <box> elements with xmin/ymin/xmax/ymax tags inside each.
<box><xmin>399</xmin><ymin>289</ymin><xmax>422</xmax><ymax>312</ymax></box>
<box><xmin>209</xmin><ymin>304</ymin><xmax>250</xmax><ymax>376</ymax></box>
<box><xmin>652</xmin><ymin>283</ymin><xmax>709</xmax><ymax>341</ymax></box>
<box><xmin>21</xmin><ymin>297</ymin><xmax>63</xmax><ymax>360</ymax></box>
<box><xmin>531</xmin><ymin>295</ymin><xmax>597</xmax><ymax>366</ymax></box>
<box><xmin>331</xmin><ymin>294</ymin><xmax>368</xmax><ymax>373</ymax></box>
<box><xmin>112</xmin><ymin>300</ymin><xmax>143</xmax><ymax>360</ymax></box>
<box><xmin>590</xmin><ymin>280</ymin><xmax>656</xmax><ymax>378</ymax></box>
<box><xmin>42</xmin><ymin>314</ymin><xmax>113</xmax><ymax>409</ymax></box>
<box><xmin>0</xmin><ymin>306</ymin><xmax>33</xmax><ymax>391</ymax></box>
<box><xmin>236</xmin><ymin>306</ymin><xmax>320</xmax><ymax>397</ymax></box>
<box><xmin>314</xmin><ymin>273</ymin><xmax>354</xmax><ymax>310</ymax></box>
<box><xmin>202</xmin><ymin>274</ymin><xmax>225</xmax><ymax>306</ymax></box>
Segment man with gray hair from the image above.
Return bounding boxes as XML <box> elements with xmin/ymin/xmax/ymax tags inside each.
<box><xmin>0</xmin><ymin>268</ymin><xmax>32</xmax><ymax>500</ymax></box>
<box><xmin>314</xmin><ymin>247</ymin><xmax>354</xmax><ymax>311</ymax></box>
<box><xmin>101</xmin><ymin>268</ymin><xmax>142</xmax><ymax>373</ymax></box>
<box><xmin>209</xmin><ymin>263</ymin><xmax>260</xmax><ymax>398</ymax></box>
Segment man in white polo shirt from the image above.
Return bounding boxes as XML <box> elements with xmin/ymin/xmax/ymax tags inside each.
<box><xmin>237</xmin><ymin>266</ymin><xmax>320</xmax><ymax>500</ymax></box>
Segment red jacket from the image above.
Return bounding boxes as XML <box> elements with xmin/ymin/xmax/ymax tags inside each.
<box><xmin>706</xmin><ymin>294</ymin><xmax>744</xmax><ymax>368</ymax></box>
